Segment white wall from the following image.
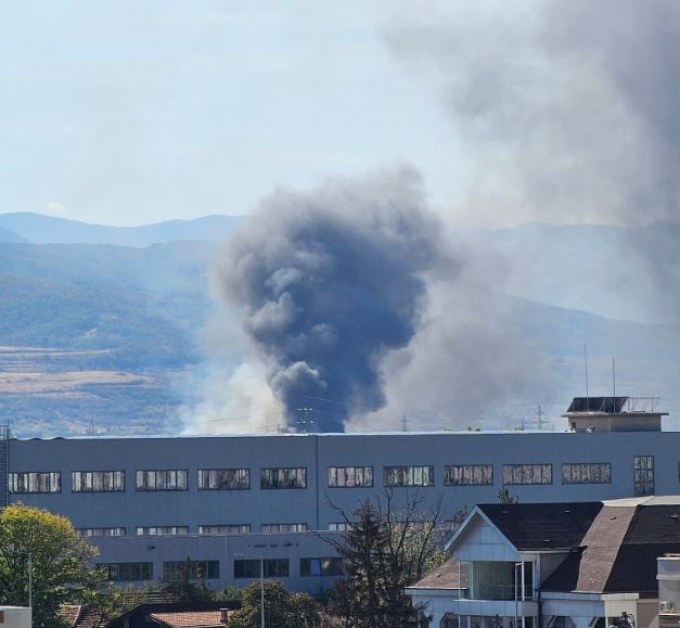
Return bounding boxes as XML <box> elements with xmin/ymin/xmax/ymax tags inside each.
<box><xmin>0</xmin><ymin>607</ymin><xmax>31</xmax><ymax>628</ymax></box>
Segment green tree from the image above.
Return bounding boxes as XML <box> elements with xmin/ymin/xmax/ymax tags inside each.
<box><xmin>79</xmin><ymin>575</ymin><xmax>147</xmax><ymax>628</ymax></box>
<box><xmin>228</xmin><ymin>580</ymin><xmax>322</xmax><ymax>628</ymax></box>
<box><xmin>326</xmin><ymin>494</ymin><xmax>450</xmax><ymax>628</ymax></box>
<box><xmin>0</xmin><ymin>503</ymin><xmax>97</xmax><ymax>628</ymax></box>
<box><xmin>497</xmin><ymin>487</ymin><xmax>519</xmax><ymax>504</ymax></box>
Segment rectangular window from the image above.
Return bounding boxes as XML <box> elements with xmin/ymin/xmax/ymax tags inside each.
<box><xmin>383</xmin><ymin>466</ymin><xmax>434</xmax><ymax>487</ymax></box>
<box><xmin>72</xmin><ymin>471</ymin><xmax>125</xmax><ymax>492</ymax></box>
<box><xmin>634</xmin><ymin>455</ymin><xmax>654</xmax><ymax>496</ymax></box>
<box><xmin>260</xmin><ymin>467</ymin><xmax>307</xmax><ymax>489</ymax></box>
<box><xmin>198</xmin><ymin>524</ymin><xmax>251</xmax><ymax>535</ymax></box>
<box><xmin>163</xmin><ymin>560</ymin><xmax>220</xmax><ymax>581</ymax></box>
<box><xmin>443</xmin><ymin>464</ymin><xmax>493</xmax><ymax>486</ymax></box>
<box><xmin>136</xmin><ymin>469</ymin><xmax>188</xmax><ymax>491</ymax></box>
<box><xmin>234</xmin><ymin>559</ymin><xmax>289</xmax><ymax>579</ymax></box>
<box><xmin>198</xmin><ymin>469</ymin><xmax>250</xmax><ymax>490</ymax></box>
<box><xmin>300</xmin><ymin>557</ymin><xmax>344</xmax><ymax>577</ymax></box>
<box><xmin>261</xmin><ymin>523</ymin><xmax>308</xmax><ymax>533</ymax></box>
<box><xmin>328</xmin><ymin>466</ymin><xmax>373</xmax><ymax>488</ymax></box>
<box><xmin>76</xmin><ymin>527</ymin><xmax>126</xmax><ymax>538</ymax></box>
<box><xmin>9</xmin><ymin>472</ymin><xmax>61</xmax><ymax>493</ymax></box>
<box><xmin>502</xmin><ymin>464</ymin><xmax>552</xmax><ymax>485</ymax></box>
<box><xmin>328</xmin><ymin>522</ymin><xmax>352</xmax><ymax>532</ymax></box>
<box><xmin>97</xmin><ymin>562</ymin><xmax>152</xmax><ymax>582</ymax></box>
<box><xmin>561</xmin><ymin>463</ymin><xmax>611</xmax><ymax>484</ymax></box>
<box><xmin>135</xmin><ymin>526</ymin><xmax>188</xmax><ymax>536</ymax></box>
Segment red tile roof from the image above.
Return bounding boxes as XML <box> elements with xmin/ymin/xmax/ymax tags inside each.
<box><xmin>149</xmin><ymin>610</ymin><xmax>229</xmax><ymax>628</ymax></box>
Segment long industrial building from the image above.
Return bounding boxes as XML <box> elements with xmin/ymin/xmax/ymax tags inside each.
<box><xmin>2</xmin><ymin>396</ymin><xmax>676</xmax><ymax>592</ymax></box>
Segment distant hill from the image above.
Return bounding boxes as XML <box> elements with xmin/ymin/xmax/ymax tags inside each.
<box><xmin>457</xmin><ymin>221</ymin><xmax>680</xmax><ymax>325</ymax></box>
<box><xmin>0</xmin><ymin>239</ymin><xmax>221</xmax><ymax>436</ymax></box>
<box><xmin>1</xmin><ymin>217</ymin><xmax>680</xmax><ymax>436</ymax></box>
<box><xmin>0</xmin><ymin>212</ymin><xmax>244</xmax><ymax>246</ymax></box>
<box><xmin>0</xmin><ymin>226</ymin><xmax>28</xmax><ymax>243</ymax></box>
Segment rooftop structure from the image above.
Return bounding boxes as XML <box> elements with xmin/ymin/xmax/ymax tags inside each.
<box><xmin>563</xmin><ymin>396</ymin><xmax>668</xmax><ymax>432</ymax></box>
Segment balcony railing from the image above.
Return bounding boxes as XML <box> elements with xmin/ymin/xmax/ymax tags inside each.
<box><xmin>464</xmin><ymin>584</ymin><xmax>534</xmax><ymax>601</ymax></box>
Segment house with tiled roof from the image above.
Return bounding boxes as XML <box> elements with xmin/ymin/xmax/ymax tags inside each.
<box><xmin>407</xmin><ymin>497</ymin><xmax>680</xmax><ymax>628</ymax></box>
<box><xmin>148</xmin><ymin>609</ymin><xmax>231</xmax><ymax>628</ymax></box>
<box><xmin>106</xmin><ymin>601</ymin><xmax>238</xmax><ymax>628</ymax></box>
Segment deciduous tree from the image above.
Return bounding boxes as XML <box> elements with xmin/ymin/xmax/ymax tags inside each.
<box><xmin>0</xmin><ymin>503</ymin><xmax>97</xmax><ymax>627</ymax></box>
<box><xmin>228</xmin><ymin>580</ymin><xmax>322</xmax><ymax>628</ymax></box>
<box><xmin>326</xmin><ymin>493</ymin><xmax>451</xmax><ymax>627</ymax></box>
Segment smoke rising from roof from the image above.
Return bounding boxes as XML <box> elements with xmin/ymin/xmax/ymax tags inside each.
<box><xmin>385</xmin><ymin>0</ymin><xmax>680</xmax><ymax>226</ymax></box>
<box><xmin>214</xmin><ymin>166</ymin><xmax>448</xmax><ymax>432</ymax></box>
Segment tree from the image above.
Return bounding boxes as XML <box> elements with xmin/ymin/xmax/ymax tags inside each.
<box><xmin>228</xmin><ymin>580</ymin><xmax>322</xmax><ymax>628</ymax></box>
<box><xmin>497</xmin><ymin>487</ymin><xmax>519</xmax><ymax>504</ymax></box>
<box><xmin>0</xmin><ymin>503</ymin><xmax>97</xmax><ymax>628</ymax></box>
<box><xmin>79</xmin><ymin>576</ymin><xmax>147</xmax><ymax>628</ymax></box>
<box><xmin>326</xmin><ymin>494</ymin><xmax>451</xmax><ymax>628</ymax></box>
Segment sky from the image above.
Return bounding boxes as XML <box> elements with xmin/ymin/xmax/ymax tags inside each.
<box><xmin>4</xmin><ymin>2</ymin><xmax>680</xmax><ymax>229</ymax></box>
<box><xmin>0</xmin><ymin>1</ymin><xmax>464</xmax><ymax>227</ymax></box>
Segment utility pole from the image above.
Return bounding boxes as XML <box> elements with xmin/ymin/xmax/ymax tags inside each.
<box><xmin>260</xmin><ymin>556</ymin><xmax>265</xmax><ymax>628</ymax></box>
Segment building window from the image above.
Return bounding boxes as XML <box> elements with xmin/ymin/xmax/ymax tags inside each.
<box><xmin>328</xmin><ymin>522</ymin><xmax>352</xmax><ymax>532</ymax></box>
<box><xmin>443</xmin><ymin>464</ymin><xmax>493</xmax><ymax>486</ymax></box>
<box><xmin>383</xmin><ymin>466</ymin><xmax>434</xmax><ymax>487</ymax></box>
<box><xmin>136</xmin><ymin>469</ymin><xmax>188</xmax><ymax>491</ymax></box>
<box><xmin>502</xmin><ymin>464</ymin><xmax>552</xmax><ymax>485</ymax></box>
<box><xmin>261</xmin><ymin>523</ymin><xmax>308</xmax><ymax>533</ymax></box>
<box><xmin>198</xmin><ymin>468</ymin><xmax>250</xmax><ymax>490</ymax></box>
<box><xmin>135</xmin><ymin>526</ymin><xmax>188</xmax><ymax>536</ymax></box>
<box><xmin>260</xmin><ymin>467</ymin><xmax>307</xmax><ymax>489</ymax></box>
<box><xmin>328</xmin><ymin>466</ymin><xmax>373</xmax><ymax>488</ymax></box>
<box><xmin>562</xmin><ymin>463</ymin><xmax>611</xmax><ymax>484</ymax></box>
<box><xmin>9</xmin><ymin>472</ymin><xmax>61</xmax><ymax>493</ymax></box>
<box><xmin>76</xmin><ymin>527</ymin><xmax>126</xmax><ymax>538</ymax></box>
<box><xmin>634</xmin><ymin>455</ymin><xmax>654</xmax><ymax>496</ymax></box>
<box><xmin>163</xmin><ymin>560</ymin><xmax>220</xmax><ymax>580</ymax></box>
<box><xmin>234</xmin><ymin>559</ymin><xmax>289</xmax><ymax>579</ymax></box>
<box><xmin>198</xmin><ymin>524</ymin><xmax>251</xmax><ymax>535</ymax></box>
<box><xmin>97</xmin><ymin>562</ymin><xmax>152</xmax><ymax>582</ymax></box>
<box><xmin>72</xmin><ymin>471</ymin><xmax>125</xmax><ymax>492</ymax></box>
<box><xmin>300</xmin><ymin>557</ymin><xmax>344</xmax><ymax>577</ymax></box>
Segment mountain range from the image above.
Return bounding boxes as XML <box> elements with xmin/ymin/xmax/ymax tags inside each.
<box><xmin>1</xmin><ymin>212</ymin><xmax>679</xmax><ymax>436</ymax></box>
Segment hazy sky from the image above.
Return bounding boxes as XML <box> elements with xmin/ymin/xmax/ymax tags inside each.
<box><xmin>4</xmin><ymin>1</ymin><xmax>680</xmax><ymax>228</ymax></box>
<box><xmin>0</xmin><ymin>1</ymin><xmax>463</xmax><ymax>226</ymax></box>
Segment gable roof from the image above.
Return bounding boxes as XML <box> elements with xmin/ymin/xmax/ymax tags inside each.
<box><xmin>476</xmin><ymin>502</ymin><xmax>603</xmax><ymax>551</ymax></box>
<box><xmin>543</xmin><ymin>500</ymin><xmax>680</xmax><ymax>595</ymax></box>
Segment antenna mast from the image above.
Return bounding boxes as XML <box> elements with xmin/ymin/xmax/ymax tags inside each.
<box><xmin>584</xmin><ymin>344</ymin><xmax>590</xmax><ymax>411</ymax></box>
<box><xmin>612</xmin><ymin>357</ymin><xmax>616</xmax><ymax>412</ymax></box>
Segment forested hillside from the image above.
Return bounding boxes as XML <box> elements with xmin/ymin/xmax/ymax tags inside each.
<box><xmin>2</xmin><ymin>214</ymin><xmax>680</xmax><ymax>436</ymax></box>
<box><xmin>0</xmin><ymin>240</ymin><xmax>218</xmax><ymax>436</ymax></box>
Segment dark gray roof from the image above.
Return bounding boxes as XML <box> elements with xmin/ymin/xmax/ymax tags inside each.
<box><xmin>542</xmin><ymin>502</ymin><xmax>680</xmax><ymax>595</ymax></box>
<box><xmin>477</xmin><ymin>502</ymin><xmax>603</xmax><ymax>551</ymax></box>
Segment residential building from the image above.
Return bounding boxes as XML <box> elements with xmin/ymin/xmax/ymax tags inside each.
<box><xmin>408</xmin><ymin>496</ymin><xmax>680</xmax><ymax>628</ymax></box>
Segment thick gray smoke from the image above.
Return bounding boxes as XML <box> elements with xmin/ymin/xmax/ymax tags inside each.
<box><xmin>216</xmin><ymin>167</ymin><xmax>448</xmax><ymax>432</ymax></box>
<box><xmin>386</xmin><ymin>0</ymin><xmax>680</xmax><ymax>225</ymax></box>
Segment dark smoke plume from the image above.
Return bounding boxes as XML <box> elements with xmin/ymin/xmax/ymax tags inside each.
<box><xmin>216</xmin><ymin>166</ymin><xmax>447</xmax><ymax>432</ymax></box>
